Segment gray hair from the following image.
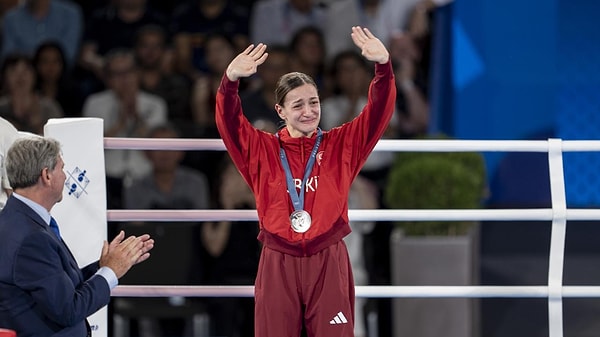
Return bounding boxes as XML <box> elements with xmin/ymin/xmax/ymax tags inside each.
<box><xmin>6</xmin><ymin>137</ymin><xmax>61</xmax><ymax>189</ymax></box>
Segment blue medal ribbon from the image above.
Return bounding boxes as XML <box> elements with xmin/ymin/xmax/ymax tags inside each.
<box><xmin>279</xmin><ymin>129</ymin><xmax>322</xmax><ymax>212</ymax></box>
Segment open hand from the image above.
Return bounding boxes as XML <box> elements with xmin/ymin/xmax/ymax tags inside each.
<box><xmin>351</xmin><ymin>26</ymin><xmax>390</xmax><ymax>64</ymax></box>
<box><xmin>225</xmin><ymin>43</ymin><xmax>269</xmax><ymax>81</ymax></box>
<box><xmin>100</xmin><ymin>231</ymin><xmax>154</xmax><ymax>278</ymax></box>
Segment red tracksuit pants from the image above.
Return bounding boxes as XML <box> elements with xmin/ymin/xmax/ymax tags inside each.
<box><xmin>254</xmin><ymin>240</ymin><xmax>355</xmax><ymax>337</ymax></box>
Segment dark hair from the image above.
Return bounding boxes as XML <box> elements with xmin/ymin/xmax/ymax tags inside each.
<box><xmin>330</xmin><ymin>49</ymin><xmax>370</xmax><ymax>77</ymax></box>
<box><xmin>203</xmin><ymin>31</ymin><xmax>236</xmax><ymax>52</ymax></box>
<box><xmin>134</xmin><ymin>24</ymin><xmax>167</xmax><ymax>47</ymax></box>
<box><xmin>32</xmin><ymin>41</ymin><xmax>68</xmax><ymax>87</ymax></box>
<box><xmin>274</xmin><ymin>72</ymin><xmax>317</xmax><ymax>106</ymax></box>
<box><xmin>103</xmin><ymin>48</ymin><xmax>136</xmax><ymax>77</ymax></box>
<box><xmin>0</xmin><ymin>53</ymin><xmax>35</xmax><ymax>92</ymax></box>
<box><xmin>289</xmin><ymin>25</ymin><xmax>325</xmax><ymax>54</ymax></box>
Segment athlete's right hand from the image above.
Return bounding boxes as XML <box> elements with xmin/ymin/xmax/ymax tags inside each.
<box><xmin>225</xmin><ymin>43</ymin><xmax>268</xmax><ymax>82</ymax></box>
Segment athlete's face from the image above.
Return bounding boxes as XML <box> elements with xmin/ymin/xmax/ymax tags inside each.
<box><xmin>275</xmin><ymin>84</ymin><xmax>320</xmax><ymax>138</ymax></box>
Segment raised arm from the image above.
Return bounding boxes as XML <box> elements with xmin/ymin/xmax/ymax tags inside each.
<box><xmin>225</xmin><ymin>43</ymin><xmax>269</xmax><ymax>81</ymax></box>
<box><xmin>337</xmin><ymin>27</ymin><xmax>396</xmax><ymax>174</ymax></box>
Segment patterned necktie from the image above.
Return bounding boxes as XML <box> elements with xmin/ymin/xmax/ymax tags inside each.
<box><xmin>49</xmin><ymin>217</ymin><xmax>61</xmax><ymax>239</ymax></box>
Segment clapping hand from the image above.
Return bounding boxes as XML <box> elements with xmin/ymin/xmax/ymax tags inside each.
<box><xmin>100</xmin><ymin>231</ymin><xmax>155</xmax><ymax>278</ymax></box>
<box><xmin>225</xmin><ymin>43</ymin><xmax>269</xmax><ymax>81</ymax></box>
<box><xmin>351</xmin><ymin>26</ymin><xmax>390</xmax><ymax>64</ymax></box>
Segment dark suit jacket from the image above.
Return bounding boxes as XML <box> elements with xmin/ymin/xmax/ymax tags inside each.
<box><xmin>0</xmin><ymin>196</ymin><xmax>111</xmax><ymax>337</ymax></box>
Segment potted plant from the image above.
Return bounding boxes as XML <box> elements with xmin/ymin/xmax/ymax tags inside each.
<box><xmin>383</xmin><ymin>136</ymin><xmax>487</xmax><ymax>337</ymax></box>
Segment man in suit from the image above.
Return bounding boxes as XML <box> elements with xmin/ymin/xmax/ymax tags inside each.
<box><xmin>0</xmin><ymin>136</ymin><xmax>154</xmax><ymax>337</ymax></box>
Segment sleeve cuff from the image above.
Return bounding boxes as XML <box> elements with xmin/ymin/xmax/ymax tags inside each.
<box><xmin>96</xmin><ymin>266</ymin><xmax>118</xmax><ymax>289</ymax></box>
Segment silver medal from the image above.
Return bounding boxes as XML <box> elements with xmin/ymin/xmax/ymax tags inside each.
<box><xmin>290</xmin><ymin>210</ymin><xmax>312</xmax><ymax>233</ymax></box>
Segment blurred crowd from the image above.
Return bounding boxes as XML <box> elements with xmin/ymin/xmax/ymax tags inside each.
<box><xmin>0</xmin><ymin>0</ymin><xmax>445</xmax><ymax>336</ymax></box>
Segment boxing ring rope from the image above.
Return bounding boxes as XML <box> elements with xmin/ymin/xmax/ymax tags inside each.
<box><xmin>105</xmin><ymin>137</ymin><xmax>600</xmax><ymax>337</ymax></box>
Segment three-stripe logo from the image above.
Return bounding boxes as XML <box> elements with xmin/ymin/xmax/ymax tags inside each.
<box><xmin>329</xmin><ymin>311</ymin><xmax>348</xmax><ymax>325</ymax></box>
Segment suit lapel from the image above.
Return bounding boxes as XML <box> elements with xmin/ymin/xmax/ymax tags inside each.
<box><xmin>9</xmin><ymin>196</ymin><xmax>84</xmax><ymax>283</ymax></box>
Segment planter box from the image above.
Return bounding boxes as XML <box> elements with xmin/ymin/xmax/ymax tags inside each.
<box><xmin>390</xmin><ymin>227</ymin><xmax>479</xmax><ymax>337</ymax></box>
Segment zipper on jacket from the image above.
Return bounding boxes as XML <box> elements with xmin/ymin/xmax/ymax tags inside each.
<box><xmin>302</xmin><ymin>233</ymin><xmax>307</xmax><ymax>256</ymax></box>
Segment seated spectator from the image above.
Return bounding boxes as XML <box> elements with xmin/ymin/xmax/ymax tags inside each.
<box><xmin>0</xmin><ymin>53</ymin><xmax>63</xmax><ymax>135</ymax></box>
<box><xmin>134</xmin><ymin>24</ymin><xmax>193</xmax><ymax>126</ymax></box>
<box><xmin>181</xmin><ymin>33</ymin><xmax>237</xmax><ymax>194</ymax></box>
<box><xmin>393</xmin><ymin>55</ymin><xmax>429</xmax><ymax>138</ymax></box>
<box><xmin>195</xmin><ymin>153</ymin><xmax>260</xmax><ymax>337</ymax></box>
<box><xmin>320</xmin><ymin>49</ymin><xmax>396</xmax><ymax>189</ymax></box>
<box><xmin>33</xmin><ymin>41</ymin><xmax>84</xmax><ymax>117</ymax></box>
<box><xmin>121</xmin><ymin>123</ymin><xmax>211</xmax><ymax>337</ymax></box>
<box><xmin>82</xmin><ymin>49</ymin><xmax>167</xmax><ymax>189</ymax></box>
<box><xmin>288</xmin><ymin>25</ymin><xmax>329</xmax><ymax>96</ymax></box>
<box><xmin>1</xmin><ymin>0</ymin><xmax>83</xmax><ymax>67</ymax></box>
<box><xmin>169</xmin><ymin>0</ymin><xmax>249</xmax><ymax>76</ymax></box>
<box><xmin>240</xmin><ymin>45</ymin><xmax>290</xmax><ymax>131</ymax></box>
<box><xmin>190</xmin><ymin>32</ymin><xmax>240</xmax><ymax>130</ymax></box>
<box><xmin>250</xmin><ymin>0</ymin><xmax>327</xmax><ymax>47</ymax></box>
<box><xmin>124</xmin><ymin>123</ymin><xmax>210</xmax><ymax>212</ymax></box>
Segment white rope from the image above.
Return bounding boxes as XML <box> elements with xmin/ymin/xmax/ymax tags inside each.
<box><xmin>103</xmin><ymin>136</ymin><xmax>600</xmax><ymax>337</ymax></box>
<box><xmin>104</xmin><ymin>137</ymin><xmax>600</xmax><ymax>152</ymax></box>
<box><xmin>112</xmin><ymin>285</ymin><xmax>600</xmax><ymax>298</ymax></box>
<box><xmin>107</xmin><ymin>208</ymin><xmax>600</xmax><ymax>222</ymax></box>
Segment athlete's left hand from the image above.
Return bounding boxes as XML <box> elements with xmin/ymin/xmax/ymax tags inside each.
<box><xmin>351</xmin><ymin>26</ymin><xmax>390</xmax><ymax>64</ymax></box>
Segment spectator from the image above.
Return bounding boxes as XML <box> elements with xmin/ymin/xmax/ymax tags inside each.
<box><xmin>78</xmin><ymin>0</ymin><xmax>167</xmax><ymax>94</ymax></box>
<box><xmin>240</xmin><ymin>45</ymin><xmax>291</xmax><ymax>130</ymax></box>
<box><xmin>120</xmin><ymin>123</ymin><xmax>211</xmax><ymax>336</ymax></box>
<box><xmin>324</xmin><ymin>0</ymin><xmax>423</xmax><ymax>60</ymax></box>
<box><xmin>321</xmin><ymin>50</ymin><xmax>372</xmax><ymax>130</ymax></box>
<box><xmin>123</xmin><ymin>123</ymin><xmax>210</xmax><ymax>214</ymax></box>
<box><xmin>1</xmin><ymin>0</ymin><xmax>83</xmax><ymax>67</ymax></box>
<box><xmin>390</xmin><ymin>0</ymin><xmax>452</xmax><ymax>99</ymax></box>
<box><xmin>170</xmin><ymin>0</ymin><xmax>249</xmax><ymax>76</ymax></box>
<box><xmin>250</xmin><ymin>0</ymin><xmax>327</xmax><ymax>47</ymax></box>
<box><xmin>345</xmin><ymin>175</ymin><xmax>379</xmax><ymax>337</ymax></box>
<box><xmin>393</xmin><ymin>55</ymin><xmax>429</xmax><ymax>138</ymax></box>
<box><xmin>0</xmin><ymin>53</ymin><xmax>63</xmax><ymax>135</ymax></box>
<box><xmin>134</xmin><ymin>24</ymin><xmax>192</xmax><ymax>126</ymax></box>
<box><xmin>82</xmin><ymin>49</ymin><xmax>167</xmax><ymax>191</ymax></box>
<box><xmin>191</xmin><ymin>33</ymin><xmax>239</xmax><ymax>130</ymax></box>
<box><xmin>195</xmin><ymin>154</ymin><xmax>260</xmax><ymax>337</ymax></box>
<box><xmin>320</xmin><ymin>49</ymin><xmax>396</xmax><ymax>190</ymax></box>
<box><xmin>33</xmin><ymin>41</ymin><xmax>84</xmax><ymax>118</ymax></box>
<box><xmin>288</xmin><ymin>26</ymin><xmax>328</xmax><ymax>96</ymax></box>
<box><xmin>181</xmin><ymin>33</ymin><xmax>235</xmax><ymax>196</ymax></box>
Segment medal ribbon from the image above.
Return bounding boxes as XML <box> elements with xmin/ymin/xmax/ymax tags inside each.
<box><xmin>279</xmin><ymin>128</ymin><xmax>322</xmax><ymax>211</ymax></box>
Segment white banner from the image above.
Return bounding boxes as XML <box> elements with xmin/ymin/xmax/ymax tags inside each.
<box><xmin>44</xmin><ymin>118</ymin><xmax>108</xmax><ymax>337</ymax></box>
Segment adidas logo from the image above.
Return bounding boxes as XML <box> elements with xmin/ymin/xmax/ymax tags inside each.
<box><xmin>329</xmin><ymin>311</ymin><xmax>348</xmax><ymax>325</ymax></box>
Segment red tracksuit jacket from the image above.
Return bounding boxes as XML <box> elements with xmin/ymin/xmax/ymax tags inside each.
<box><xmin>215</xmin><ymin>60</ymin><xmax>396</xmax><ymax>257</ymax></box>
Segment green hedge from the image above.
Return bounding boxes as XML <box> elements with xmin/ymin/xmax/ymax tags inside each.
<box><xmin>384</xmin><ymin>144</ymin><xmax>486</xmax><ymax>236</ymax></box>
